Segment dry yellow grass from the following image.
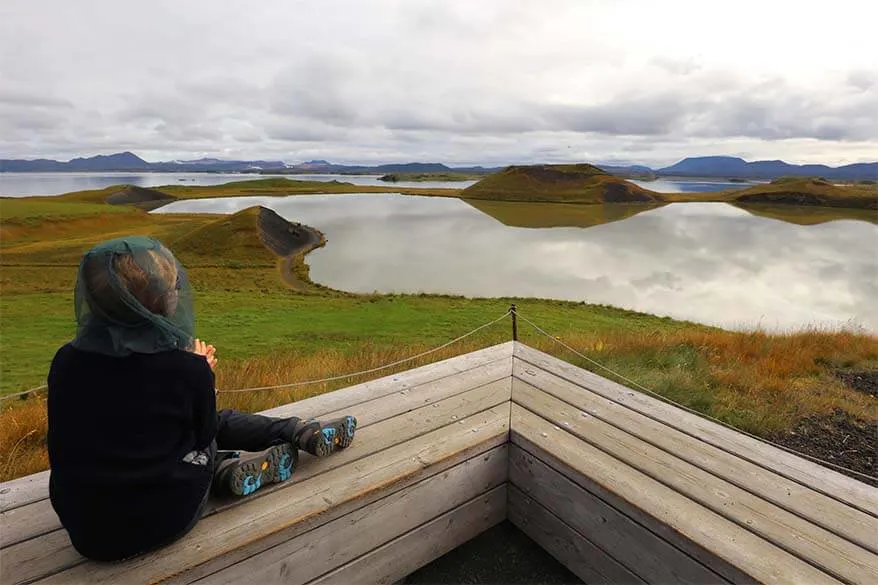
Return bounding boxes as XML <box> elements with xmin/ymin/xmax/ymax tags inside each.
<box><xmin>2</xmin><ymin>328</ymin><xmax>875</xmax><ymax>482</ymax></box>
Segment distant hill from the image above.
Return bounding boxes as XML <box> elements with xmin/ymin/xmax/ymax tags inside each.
<box><xmin>0</xmin><ymin>153</ymin><xmax>498</xmax><ymax>175</ymax></box>
<box><xmin>104</xmin><ymin>185</ymin><xmax>176</xmax><ymax>210</ymax></box>
<box><xmin>460</xmin><ymin>164</ymin><xmax>660</xmax><ymax>203</ymax></box>
<box><xmin>732</xmin><ymin>177</ymin><xmax>877</xmax><ymax>209</ymax></box>
<box><xmin>0</xmin><ymin>151</ymin><xmax>152</xmax><ymax>172</ymax></box>
<box><xmin>658</xmin><ymin>156</ymin><xmax>878</xmax><ymax>180</ymax></box>
<box><xmin>3</xmin><ymin>152</ymin><xmax>876</xmax><ymax>180</ymax></box>
<box><xmin>595</xmin><ymin>164</ymin><xmax>656</xmax><ymax>179</ymax></box>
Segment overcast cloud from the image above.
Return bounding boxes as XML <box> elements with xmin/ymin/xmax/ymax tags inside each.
<box><xmin>1</xmin><ymin>0</ymin><xmax>876</xmax><ymax>166</ymax></box>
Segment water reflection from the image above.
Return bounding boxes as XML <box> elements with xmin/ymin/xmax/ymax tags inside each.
<box><xmin>734</xmin><ymin>204</ymin><xmax>877</xmax><ymax>225</ymax></box>
<box><xmin>154</xmin><ymin>194</ymin><xmax>878</xmax><ymax>332</ymax></box>
<box><xmin>465</xmin><ymin>199</ymin><xmax>663</xmax><ymax>228</ymax></box>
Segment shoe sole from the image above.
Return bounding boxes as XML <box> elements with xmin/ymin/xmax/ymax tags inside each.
<box><xmin>225</xmin><ymin>443</ymin><xmax>298</xmax><ymax>496</ymax></box>
<box><xmin>313</xmin><ymin>416</ymin><xmax>358</xmax><ymax>457</ymax></box>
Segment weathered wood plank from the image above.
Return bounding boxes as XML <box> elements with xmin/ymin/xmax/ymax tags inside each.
<box><xmin>4</xmin><ymin>383</ymin><xmax>509</xmax><ymax>584</ymax></box>
<box><xmin>196</xmin><ymin>445</ymin><xmax>508</xmax><ymax>585</ymax></box>
<box><xmin>0</xmin><ymin>471</ymin><xmax>50</xmax><ymax>514</ymax></box>
<box><xmin>514</xmin><ymin>363</ymin><xmax>878</xmax><ymax>553</ymax></box>
<box><xmin>315</xmin><ymin>358</ymin><xmax>510</xmax><ymax>427</ymax></box>
<box><xmin>0</xmin><ymin>342</ymin><xmax>513</xmax><ymax>515</ymax></box>
<box><xmin>511</xmin><ymin>405</ymin><xmax>842</xmax><ymax>585</ymax></box>
<box><xmin>2</xmin><ymin>373</ymin><xmax>510</xmax><ymax>551</ymax></box>
<box><xmin>204</xmin><ymin>378</ymin><xmax>510</xmax><ymax>515</ymax></box>
<box><xmin>509</xmin><ymin>445</ymin><xmax>725</xmax><ymax>584</ymax></box>
<box><xmin>513</xmin><ymin>343</ymin><xmax>878</xmax><ymax>517</ymax></box>
<box><xmin>262</xmin><ymin>342</ymin><xmax>513</xmax><ymax>419</ymax></box>
<box><xmin>508</xmin><ymin>485</ymin><xmax>645</xmax><ymax>585</ymax></box>
<box><xmin>514</xmin><ymin>382</ymin><xmax>878</xmax><ymax>584</ymax></box>
<box><xmin>31</xmin><ymin>406</ymin><xmax>510</xmax><ymax>585</ymax></box>
<box><xmin>0</xmin><ymin>529</ymin><xmax>75</xmax><ymax>585</ymax></box>
<box><xmin>1</xmin><ymin>499</ymin><xmax>60</xmax><ymax>549</ymax></box>
<box><xmin>307</xmin><ymin>485</ymin><xmax>507</xmax><ymax>585</ymax></box>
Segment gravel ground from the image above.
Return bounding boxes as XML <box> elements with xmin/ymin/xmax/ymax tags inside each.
<box><xmin>401</xmin><ymin>521</ymin><xmax>582</xmax><ymax>585</ymax></box>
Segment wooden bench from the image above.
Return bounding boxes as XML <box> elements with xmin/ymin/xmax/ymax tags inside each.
<box><xmin>2</xmin><ymin>341</ymin><xmax>876</xmax><ymax>584</ymax></box>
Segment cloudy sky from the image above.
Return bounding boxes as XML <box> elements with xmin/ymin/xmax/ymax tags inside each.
<box><xmin>1</xmin><ymin>0</ymin><xmax>876</xmax><ymax>166</ymax></box>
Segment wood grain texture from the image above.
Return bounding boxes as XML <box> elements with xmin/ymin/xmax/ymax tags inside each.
<box><xmin>0</xmin><ymin>498</ymin><xmax>60</xmax><ymax>549</ymax></box>
<box><xmin>513</xmin><ymin>362</ymin><xmax>878</xmax><ymax>554</ymax></box>
<box><xmin>511</xmin><ymin>405</ymin><xmax>843</xmax><ymax>585</ymax></box>
<box><xmin>262</xmin><ymin>342</ymin><xmax>513</xmax><ymax>420</ymax></box>
<box><xmin>32</xmin><ymin>406</ymin><xmax>510</xmax><ymax>585</ymax></box>
<box><xmin>513</xmin><ymin>380</ymin><xmax>878</xmax><ymax>584</ymax></box>
<box><xmin>0</xmin><ymin>342</ymin><xmax>513</xmax><ymax>515</ymax></box>
<box><xmin>513</xmin><ymin>343</ymin><xmax>877</xmax><ymax>517</ymax></box>
<box><xmin>509</xmin><ymin>445</ymin><xmax>724</xmax><ymax>584</ymax></box>
<box><xmin>508</xmin><ymin>485</ymin><xmax>645</xmax><ymax>585</ymax></box>
<box><xmin>1</xmin><ymin>372</ymin><xmax>510</xmax><ymax>553</ymax></box>
<box><xmin>196</xmin><ymin>445</ymin><xmax>508</xmax><ymax>585</ymax></box>
<box><xmin>307</xmin><ymin>486</ymin><xmax>507</xmax><ymax>585</ymax></box>
<box><xmin>0</xmin><ymin>471</ymin><xmax>50</xmax><ymax>514</ymax></box>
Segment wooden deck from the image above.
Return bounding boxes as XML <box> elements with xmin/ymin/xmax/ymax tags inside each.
<box><xmin>1</xmin><ymin>341</ymin><xmax>876</xmax><ymax>584</ymax></box>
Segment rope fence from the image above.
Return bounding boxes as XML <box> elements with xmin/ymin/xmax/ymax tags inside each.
<box><xmin>514</xmin><ymin>310</ymin><xmax>878</xmax><ymax>484</ymax></box>
<box><xmin>215</xmin><ymin>308</ymin><xmax>513</xmax><ymax>394</ymax></box>
<box><xmin>1</xmin><ymin>305</ymin><xmax>874</xmax><ymax>483</ymax></box>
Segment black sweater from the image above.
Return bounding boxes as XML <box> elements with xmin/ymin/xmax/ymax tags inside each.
<box><xmin>47</xmin><ymin>344</ymin><xmax>217</xmax><ymax>561</ymax></box>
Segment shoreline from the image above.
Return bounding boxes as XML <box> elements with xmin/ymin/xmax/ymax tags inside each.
<box><xmin>255</xmin><ymin>206</ymin><xmax>328</xmax><ymax>292</ymax></box>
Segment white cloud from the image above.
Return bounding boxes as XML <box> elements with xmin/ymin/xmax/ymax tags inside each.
<box><xmin>1</xmin><ymin>0</ymin><xmax>876</xmax><ymax>165</ymax></box>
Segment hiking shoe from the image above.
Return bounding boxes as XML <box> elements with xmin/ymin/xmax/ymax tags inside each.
<box><xmin>215</xmin><ymin>443</ymin><xmax>298</xmax><ymax>497</ymax></box>
<box><xmin>293</xmin><ymin>416</ymin><xmax>358</xmax><ymax>457</ymax></box>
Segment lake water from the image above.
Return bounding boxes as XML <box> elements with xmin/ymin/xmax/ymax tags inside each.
<box><xmin>154</xmin><ymin>194</ymin><xmax>878</xmax><ymax>333</ymax></box>
<box><xmin>0</xmin><ymin>172</ymin><xmax>749</xmax><ymax>197</ymax></box>
<box><xmin>630</xmin><ymin>178</ymin><xmax>759</xmax><ymax>192</ymax></box>
<box><xmin>0</xmin><ymin>172</ymin><xmax>477</xmax><ymax>196</ymax></box>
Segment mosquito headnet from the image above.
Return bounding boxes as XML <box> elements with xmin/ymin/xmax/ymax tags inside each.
<box><xmin>71</xmin><ymin>236</ymin><xmax>195</xmax><ymax>356</ymax></box>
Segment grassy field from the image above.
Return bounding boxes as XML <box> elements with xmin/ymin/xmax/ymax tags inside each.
<box><xmin>49</xmin><ymin>177</ymin><xmax>460</xmax><ymax>204</ymax></box>
<box><xmin>1</xmin><ymin>185</ymin><xmax>876</xmax><ymax>481</ymax></box>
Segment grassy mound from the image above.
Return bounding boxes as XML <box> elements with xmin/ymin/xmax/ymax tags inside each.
<box><xmin>461</xmin><ymin>164</ymin><xmax>660</xmax><ymax>204</ymax></box>
<box><xmin>733</xmin><ymin>178</ymin><xmax>877</xmax><ymax>209</ymax></box>
<box><xmin>170</xmin><ymin>207</ymin><xmax>279</xmax><ymax>266</ymax></box>
<box><xmin>104</xmin><ymin>185</ymin><xmax>176</xmax><ymax>209</ymax></box>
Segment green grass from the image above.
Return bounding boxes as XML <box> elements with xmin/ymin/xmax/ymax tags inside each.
<box><xmin>2</xmin><ymin>190</ymin><xmax>877</xmax><ymax>483</ymax></box>
<box><xmin>0</xmin><ymin>289</ymin><xmax>688</xmax><ymax>394</ymax></box>
<box><xmin>0</xmin><ymin>198</ymin><xmax>135</xmax><ymax>222</ymax></box>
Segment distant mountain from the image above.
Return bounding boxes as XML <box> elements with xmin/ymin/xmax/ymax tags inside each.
<box><xmin>0</xmin><ymin>153</ymin><xmax>496</xmax><ymax>175</ymax></box>
<box><xmin>0</xmin><ymin>152</ymin><xmax>286</xmax><ymax>172</ymax></box>
<box><xmin>3</xmin><ymin>152</ymin><xmax>876</xmax><ymax>180</ymax></box>
<box><xmin>596</xmin><ymin>164</ymin><xmax>656</xmax><ymax>178</ymax></box>
<box><xmin>276</xmin><ymin>161</ymin><xmax>499</xmax><ymax>175</ymax></box>
<box><xmin>658</xmin><ymin>156</ymin><xmax>878</xmax><ymax>180</ymax></box>
<box><xmin>1</xmin><ymin>151</ymin><xmax>152</xmax><ymax>172</ymax></box>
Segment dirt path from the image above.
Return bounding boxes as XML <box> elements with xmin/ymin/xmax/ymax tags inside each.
<box><xmin>256</xmin><ymin>206</ymin><xmax>326</xmax><ymax>292</ymax></box>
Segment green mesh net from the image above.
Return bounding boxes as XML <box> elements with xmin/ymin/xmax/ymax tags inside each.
<box><xmin>71</xmin><ymin>236</ymin><xmax>195</xmax><ymax>356</ymax></box>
